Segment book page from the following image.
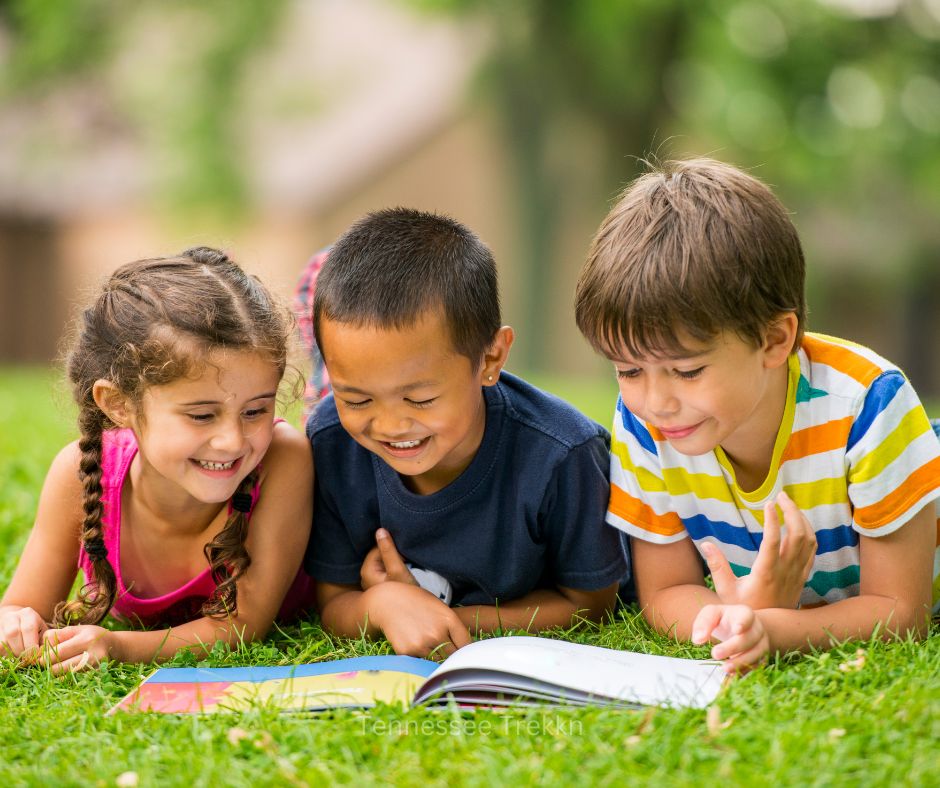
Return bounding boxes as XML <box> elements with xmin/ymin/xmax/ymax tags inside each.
<box><xmin>414</xmin><ymin>637</ymin><xmax>724</xmax><ymax>709</ymax></box>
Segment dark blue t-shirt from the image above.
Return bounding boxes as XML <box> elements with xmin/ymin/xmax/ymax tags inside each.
<box><xmin>304</xmin><ymin>373</ymin><xmax>627</xmax><ymax>607</ymax></box>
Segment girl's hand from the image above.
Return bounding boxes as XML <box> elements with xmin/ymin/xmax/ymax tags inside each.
<box><xmin>692</xmin><ymin>603</ymin><xmax>770</xmax><ymax>674</ymax></box>
<box><xmin>701</xmin><ymin>491</ymin><xmax>816</xmax><ymax>610</ymax></box>
<box><xmin>41</xmin><ymin>625</ymin><xmax>116</xmax><ymax>675</ymax></box>
<box><xmin>0</xmin><ymin>607</ymin><xmax>48</xmax><ymax>661</ymax></box>
<box><xmin>360</xmin><ymin>529</ymin><xmax>419</xmax><ymax>590</ymax></box>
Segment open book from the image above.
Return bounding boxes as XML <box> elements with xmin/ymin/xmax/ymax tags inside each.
<box><xmin>109</xmin><ymin>636</ymin><xmax>725</xmax><ymax>714</ymax></box>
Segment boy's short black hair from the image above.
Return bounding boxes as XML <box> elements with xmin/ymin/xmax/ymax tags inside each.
<box><xmin>313</xmin><ymin>208</ymin><xmax>501</xmax><ymax>362</ymax></box>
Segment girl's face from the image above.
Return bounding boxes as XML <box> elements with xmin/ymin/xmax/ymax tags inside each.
<box><xmin>130</xmin><ymin>349</ymin><xmax>282</xmax><ymax>506</ymax></box>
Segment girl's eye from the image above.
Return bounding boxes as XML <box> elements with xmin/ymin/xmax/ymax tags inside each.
<box><xmin>188</xmin><ymin>413</ymin><xmax>214</xmax><ymax>423</ymax></box>
<box><xmin>243</xmin><ymin>406</ymin><xmax>271</xmax><ymax>419</ymax></box>
<box><xmin>407</xmin><ymin>397</ymin><xmax>437</xmax><ymax>409</ymax></box>
<box><xmin>342</xmin><ymin>399</ymin><xmax>370</xmax><ymax>410</ymax></box>
<box><xmin>676</xmin><ymin>367</ymin><xmax>705</xmax><ymax>380</ymax></box>
<box><xmin>616</xmin><ymin>368</ymin><xmax>641</xmax><ymax>380</ymax></box>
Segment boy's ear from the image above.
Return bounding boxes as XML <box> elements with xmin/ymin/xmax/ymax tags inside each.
<box><xmin>92</xmin><ymin>380</ymin><xmax>133</xmax><ymax>427</ymax></box>
<box><xmin>762</xmin><ymin>313</ymin><xmax>798</xmax><ymax>369</ymax></box>
<box><xmin>480</xmin><ymin>326</ymin><xmax>514</xmax><ymax>386</ymax></box>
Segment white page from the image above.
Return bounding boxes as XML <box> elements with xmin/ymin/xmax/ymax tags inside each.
<box><xmin>419</xmin><ymin>637</ymin><xmax>725</xmax><ymax>709</ymax></box>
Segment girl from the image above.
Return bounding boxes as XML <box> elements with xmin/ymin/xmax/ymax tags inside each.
<box><xmin>0</xmin><ymin>248</ymin><xmax>314</xmax><ymax>672</ymax></box>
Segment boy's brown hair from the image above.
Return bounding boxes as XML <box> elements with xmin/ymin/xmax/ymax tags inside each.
<box><xmin>575</xmin><ymin>158</ymin><xmax>806</xmax><ymax>359</ymax></box>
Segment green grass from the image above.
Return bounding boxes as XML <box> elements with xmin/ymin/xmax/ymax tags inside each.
<box><xmin>1</xmin><ymin>367</ymin><xmax>938</xmax><ymax>787</ymax></box>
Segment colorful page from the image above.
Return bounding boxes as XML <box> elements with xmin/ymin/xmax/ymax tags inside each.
<box><xmin>413</xmin><ymin>637</ymin><xmax>725</xmax><ymax>709</ymax></box>
<box><xmin>109</xmin><ymin>656</ymin><xmax>437</xmax><ymax>714</ymax></box>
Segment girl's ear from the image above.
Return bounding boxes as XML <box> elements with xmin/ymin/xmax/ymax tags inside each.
<box><xmin>92</xmin><ymin>380</ymin><xmax>133</xmax><ymax>427</ymax></box>
<box><xmin>480</xmin><ymin>326</ymin><xmax>514</xmax><ymax>386</ymax></box>
<box><xmin>762</xmin><ymin>312</ymin><xmax>799</xmax><ymax>369</ymax></box>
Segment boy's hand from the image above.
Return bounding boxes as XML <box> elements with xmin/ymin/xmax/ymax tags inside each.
<box><xmin>691</xmin><ymin>603</ymin><xmax>769</xmax><ymax>674</ymax></box>
<box><xmin>367</xmin><ymin>582</ymin><xmax>471</xmax><ymax>659</ymax></box>
<box><xmin>40</xmin><ymin>625</ymin><xmax>114</xmax><ymax>675</ymax></box>
<box><xmin>360</xmin><ymin>528</ymin><xmax>419</xmax><ymax>590</ymax></box>
<box><xmin>702</xmin><ymin>491</ymin><xmax>816</xmax><ymax>610</ymax></box>
<box><xmin>0</xmin><ymin>607</ymin><xmax>48</xmax><ymax>662</ymax></box>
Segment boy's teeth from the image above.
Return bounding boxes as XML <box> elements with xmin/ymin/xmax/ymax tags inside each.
<box><xmin>389</xmin><ymin>439</ymin><xmax>422</xmax><ymax>449</ymax></box>
<box><xmin>198</xmin><ymin>459</ymin><xmax>235</xmax><ymax>471</ymax></box>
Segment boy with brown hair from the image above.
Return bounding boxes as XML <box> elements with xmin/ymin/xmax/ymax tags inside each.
<box><xmin>575</xmin><ymin>158</ymin><xmax>940</xmax><ymax>673</ymax></box>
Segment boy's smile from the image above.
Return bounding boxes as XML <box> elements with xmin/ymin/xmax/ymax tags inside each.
<box><xmin>319</xmin><ymin>311</ymin><xmax>511</xmax><ymax>495</ymax></box>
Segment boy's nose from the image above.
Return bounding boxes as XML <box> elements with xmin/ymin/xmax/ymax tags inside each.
<box><xmin>646</xmin><ymin>378</ymin><xmax>679</xmax><ymax>417</ymax></box>
<box><xmin>371</xmin><ymin>409</ymin><xmax>412</xmax><ymax>439</ymax></box>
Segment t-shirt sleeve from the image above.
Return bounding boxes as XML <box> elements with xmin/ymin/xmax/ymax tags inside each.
<box><xmin>846</xmin><ymin>370</ymin><xmax>940</xmax><ymax>536</ymax></box>
<box><xmin>607</xmin><ymin>397</ymin><xmax>688</xmax><ymax>544</ymax></box>
<box><xmin>538</xmin><ymin>433</ymin><xmax>627</xmax><ymax>591</ymax></box>
<box><xmin>303</xmin><ymin>455</ymin><xmax>366</xmax><ymax>586</ymax></box>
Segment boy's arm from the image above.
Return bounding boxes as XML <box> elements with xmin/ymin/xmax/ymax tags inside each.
<box><xmin>452</xmin><ymin>583</ymin><xmax>619</xmax><ymax>635</ymax></box>
<box><xmin>746</xmin><ymin>502</ymin><xmax>935</xmax><ymax>651</ymax></box>
<box><xmin>637</xmin><ymin>504</ymin><xmax>935</xmax><ymax>662</ymax></box>
<box><xmin>316</xmin><ymin>580</ymin><xmax>471</xmax><ymax>658</ymax></box>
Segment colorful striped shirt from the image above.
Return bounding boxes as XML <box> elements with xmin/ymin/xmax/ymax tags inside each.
<box><xmin>607</xmin><ymin>333</ymin><xmax>940</xmax><ymax>609</ymax></box>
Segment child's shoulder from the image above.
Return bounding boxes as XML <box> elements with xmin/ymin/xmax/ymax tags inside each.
<box><xmin>800</xmin><ymin>333</ymin><xmax>902</xmax><ymax>393</ymax></box>
<box><xmin>496</xmin><ymin>372</ymin><xmax>609</xmax><ymax>449</ymax></box>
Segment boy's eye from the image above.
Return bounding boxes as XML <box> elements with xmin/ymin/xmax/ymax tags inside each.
<box><xmin>616</xmin><ymin>368</ymin><xmax>641</xmax><ymax>380</ymax></box>
<box><xmin>341</xmin><ymin>399</ymin><xmax>370</xmax><ymax>409</ymax></box>
<box><xmin>188</xmin><ymin>413</ymin><xmax>214</xmax><ymax>423</ymax></box>
<box><xmin>406</xmin><ymin>397</ymin><xmax>437</xmax><ymax>408</ymax></box>
<box><xmin>675</xmin><ymin>367</ymin><xmax>705</xmax><ymax>380</ymax></box>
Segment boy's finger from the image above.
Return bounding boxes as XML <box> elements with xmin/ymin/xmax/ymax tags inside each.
<box><xmin>448</xmin><ymin>619</ymin><xmax>472</xmax><ymax>650</ymax></box>
<box><xmin>700</xmin><ymin>542</ymin><xmax>738</xmax><ymax>601</ymax></box>
<box><xmin>691</xmin><ymin>604</ymin><xmax>724</xmax><ymax>644</ymax></box>
<box><xmin>758</xmin><ymin>500</ymin><xmax>781</xmax><ymax>562</ymax></box>
<box><xmin>376</xmin><ymin>529</ymin><xmax>411</xmax><ymax>578</ymax></box>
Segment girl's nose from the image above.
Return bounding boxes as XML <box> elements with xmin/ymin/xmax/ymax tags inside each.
<box><xmin>209</xmin><ymin>418</ymin><xmax>247</xmax><ymax>452</ymax></box>
<box><xmin>371</xmin><ymin>408</ymin><xmax>412</xmax><ymax>439</ymax></box>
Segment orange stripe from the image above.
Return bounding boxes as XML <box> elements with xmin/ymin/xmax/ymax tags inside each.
<box><xmin>854</xmin><ymin>456</ymin><xmax>940</xmax><ymax>529</ymax></box>
<box><xmin>609</xmin><ymin>484</ymin><xmax>684</xmax><ymax>536</ymax></box>
<box><xmin>781</xmin><ymin>417</ymin><xmax>854</xmax><ymax>464</ymax></box>
<box><xmin>803</xmin><ymin>335</ymin><xmax>882</xmax><ymax>387</ymax></box>
<box><xmin>647</xmin><ymin>424</ymin><xmax>664</xmax><ymax>442</ymax></box>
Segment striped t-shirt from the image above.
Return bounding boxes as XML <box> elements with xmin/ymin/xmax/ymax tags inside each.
<box><xmin>607</xmin><ymin>333</ymin><xmax>940</xmax><ymax>609</ymax></box>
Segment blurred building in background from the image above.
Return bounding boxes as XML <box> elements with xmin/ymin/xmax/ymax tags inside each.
<box><xmin>1</xmin><ymin>0</ymin><xmax>938</xmax><ymax>396</ymax></box>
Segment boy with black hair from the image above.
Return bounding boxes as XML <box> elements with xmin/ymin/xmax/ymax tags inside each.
<box><xmin>575</xmin><ymin>158</ymin><xmax>940</xmax><ymax>673</ymax></box>
<box><xmin>304</xmin><ymin>208</ymin><xmax>627</xmax><ymax>657</ymax></box>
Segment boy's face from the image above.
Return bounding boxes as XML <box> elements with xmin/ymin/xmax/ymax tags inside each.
<box><xmin>610</xmin><ymin>325</ymin><xmax>793</xmax><ymax>469</ymax></box>
<box><xmin>319</xmin><ymin>311</ymin><xmax>510</xmax><ymax>495</ymax></box>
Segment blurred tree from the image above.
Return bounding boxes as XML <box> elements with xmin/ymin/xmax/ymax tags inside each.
<box><xmin>415</xmin><ymin>0</ymin><xmax>940</xmax><ymax>379</ymax></box>
<box><xmin>0</xmin><ymin>0</ymin><xmax>288</xmax><ymax>217</ymax></box>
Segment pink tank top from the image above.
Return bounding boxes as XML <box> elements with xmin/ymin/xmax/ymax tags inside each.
<box><xmin>77</xmin><ymin>428</ymin><xmax>315</xmax><ymax>627</ymax></box>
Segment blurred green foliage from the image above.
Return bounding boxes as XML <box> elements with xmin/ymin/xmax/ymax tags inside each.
<box><xmin>0</xmin><ymin>0</ymin><xmax>287</xmax><ymax>216</ymax></box>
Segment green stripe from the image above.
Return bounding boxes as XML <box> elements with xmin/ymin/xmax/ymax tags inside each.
<box><xmin>796</xmin><ymin>374</ymin><xmax>828</xmax><ymax>403</ymax></box>
<box><xmin>806</xmin><ymin>565</ymin><xmax>860</xmax><ymax>598</ymax></box>
<box><xmin>729</xmin><ymin>562</ymin><xmax>751</xmax><ymax>578</ymax></box>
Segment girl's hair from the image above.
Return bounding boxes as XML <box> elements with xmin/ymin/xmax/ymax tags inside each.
<box><xmin>54</xmin><ymin>247</ymin><xmax>293</xmax><ymax>627</ymax></box>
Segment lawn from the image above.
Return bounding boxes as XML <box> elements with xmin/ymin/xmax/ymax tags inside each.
<box><xmin>1</xmin><ymin>367</ymin><xmax>938</xmax><ymax>787</ymax></box>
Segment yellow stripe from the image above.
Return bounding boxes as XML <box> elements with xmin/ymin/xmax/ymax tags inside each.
<box><xmin>850</xmin><ymin>408</ymin><xmax>932</xmax><ymax>484</ymax></box>
<box><xmin>611</xmin><ymin>438</ymin><xmax>668</xmax><ymax>494</ymax></box>
<box><xmin>784</xmin><ymin>476</ymin><xmax>849</xmax><ymax>509</ymax></box>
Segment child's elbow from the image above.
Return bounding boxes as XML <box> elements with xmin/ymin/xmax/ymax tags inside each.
<box><xmin>882</xmin><ymin>599</ymin><xmax>931</xmax><ymax>641</ymax></box>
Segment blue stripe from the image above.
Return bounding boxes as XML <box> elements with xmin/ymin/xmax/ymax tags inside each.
<box><xmin>846</xmin><ymin>371</ymin><xmax>905</xmax><ymax>452</ymax></box>
<box><xmin>144</xmin><ymin>656</ymin><xmax>437</xmax><ymax>684</ymax></box>
<box><xmin>687</xmin><ymin>516</ymin><xmax>856</xmax><ymax>557</ymax></box>
<box><xmin>617</xmin><ymin>397</ymin><xmax>658</xmax><ymax>455</ymax></box>
<box><xmin>815</xmin><ymin>523</ymin><xmax>858</xmax><ymax>554</ymax></box>
<box><xmin>684</xmin><ymin>513</ymin><xmax>761</xmax><ymax>552</ymax></box>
